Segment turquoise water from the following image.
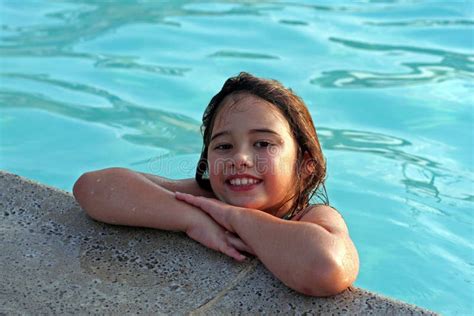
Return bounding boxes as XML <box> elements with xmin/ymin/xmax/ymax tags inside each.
<box><xmin>1</xmin><ymin>0</ymin><xmax>472</xmax><ymax>314</ymax></box>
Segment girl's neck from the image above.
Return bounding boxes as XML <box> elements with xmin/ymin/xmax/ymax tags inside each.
<box><xmin>266</xmin><ymin>198</ymin><xmax>297</xmax><ymax>219</ymax></box>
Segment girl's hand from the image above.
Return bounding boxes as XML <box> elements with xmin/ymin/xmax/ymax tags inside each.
<box><xmin>175</xmin><ymin>192</ymin><xmax>238</xmax><ymax>232</ymax></box>
<box><xmin>224</xmin><ymin>231</ymin><xmax>255</xmax><ymax>256</ymax></box>
<box><xmin>176</xmin><ymin>191</ymin><xmax>255</xmax><ymax>255</ymax></box>
<box><xmin>185</xmin><ymin>211</ymin><xmax>247</xmax><ymax>262</ymax></box>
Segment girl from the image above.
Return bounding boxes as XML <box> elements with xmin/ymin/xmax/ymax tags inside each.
<box><xmin>73</xmin><ymin>72</ymin><xmax>359</xmax><ymax>297</ymax></box>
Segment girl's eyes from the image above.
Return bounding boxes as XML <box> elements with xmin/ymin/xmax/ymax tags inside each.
<box><xmin>213</xmin><ymin>141</ymin><xmax>275</xmax><ymax>151</ymax></box>
<box><xmin>214</xmin><ymin>144</ymin><xmax>232</xmax><ymax>150</ymax></box>
<box><xmin>254</xmin><ymin>141</ymin><xmax>272</xmax><ymax>148</ymax></box>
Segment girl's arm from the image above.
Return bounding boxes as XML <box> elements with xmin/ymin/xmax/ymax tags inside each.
<box><xmin>175</xmin><ymin>193</ymin><xmax>359</xmax><ymax>297</ymax></box>
<box><xmin>229</xmin><ymin>205</ymin><xmax>359</xmax><ymax>297</ymax></box>
<box><xmin>72</xmin><ymin>168</ymin><xmax>246</xmax><ymax>260</ymax></box>
<box><xmin>138</xmin><ymin>171</ymin><xmax>216</xmax><ymax>198</ymax></box>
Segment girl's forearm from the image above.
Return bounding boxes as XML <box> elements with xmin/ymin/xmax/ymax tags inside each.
<box><xmin>229</xmin><ymin>209</ymin><xmax>351</xmax><ymax>296</ymax></box>
<box><xmin>73</xmin><ymin>168</ymin><xmax>203</xmax><ymax>232</ymax></box>
<box><xmin>138</xmin><ymin>171</ymin><xmax>216</xmax><ymax>198</ymax></box>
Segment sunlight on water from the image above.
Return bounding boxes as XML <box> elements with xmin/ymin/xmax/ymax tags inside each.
<box><xmin>0</xmin><ymin>1</ymin><xmax>472</xmax><ymax>315</ymax></box>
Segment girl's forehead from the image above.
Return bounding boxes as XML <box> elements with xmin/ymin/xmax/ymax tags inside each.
<box><xmin>214</xmin><ymin>93</ymin><xmax>291</xmax><ymax>131</ymax></box>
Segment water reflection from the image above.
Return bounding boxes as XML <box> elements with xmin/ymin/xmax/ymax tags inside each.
<box><xmin>364</xmin><ymin>19</ymin><xmax>474</xmax><ymax>27</ymax></box>
<box><xmin>278</xmin><ymin>19</ymin><xmax>308</xmax><ymax>26</ymax></box>
<box><xmin>0</xmin><ymin>0</ymin><xmax>387</xmax><ymax>61</ymax></box>
<box><xmin>319</xmin><ymin>128</ymin><xmax>439</xmax><ymax>168</ymax></box>
<box><xmin>0</xmin><ymin>0</ymin><xmax>270</xmax><ymax>75</ymax></box>
<box><xmin>94</xmin><ymin>57</ymin><xmax>191</xmax><ymax>76</ymax></box>
<box><xmin>311</xmin><ymin>37</ymin><xmax>474</xmax><ymax>88</ymax></box>
<box><xmin>3</xmin><ymin>1</ymin><xmax>472</xmax><ymax>88</ymax></box>
<box><xmin>1</xmin><ymin>0</ymin><xmax>317</xmax><ymax>77</ymax></box>
<box><xmin>401</xmin><ymin>163</ymin><xmax>440</xmax><ymax>202</ymax></box>
<box><xmin>0</xmin><ymin>0</ymin><xmax>278</xmax><ymax>57</ymax></box>
<box><xmin>320</xmin><ymin>127</ymin><xmax>472</xmax><ymax>209</ymax></box>
<box><xmin>208</xmin><ymin>50</ymin><xmax>279</xmax><ymax>59</ymax></box>
<box><xmin>0</xmin><ymin>73</ymin><xmax>202</xmax><ymax>154</ymax></box>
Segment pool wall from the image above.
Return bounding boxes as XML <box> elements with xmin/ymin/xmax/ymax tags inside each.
<box><xmin>0</xmin><ymin>170</ymin><xmax>437</xmax><ymax>315</ymax></box>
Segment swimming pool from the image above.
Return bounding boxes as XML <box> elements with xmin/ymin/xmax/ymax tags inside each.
<box><xmin>0</xmin><ymin>0</ymin><xmax>472</xmax><ymax>314</ymax></box>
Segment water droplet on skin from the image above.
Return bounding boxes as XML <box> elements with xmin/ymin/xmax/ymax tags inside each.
<box><xmin>96</xmin><ymin>178</ymin><xmax>101</xmax><ymax>182</ymax></box>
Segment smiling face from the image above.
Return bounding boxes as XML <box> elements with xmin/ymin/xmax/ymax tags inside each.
<box><xmin>207</xmin><ymin>92</ymin><xmax>299</xmax><ymax>217</ymax></box>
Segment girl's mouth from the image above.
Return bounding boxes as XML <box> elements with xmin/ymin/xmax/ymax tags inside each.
<box><xmin>225</xmin><ymin>178</ymin><xmax>262</xmax><ymax>192</ymax></box>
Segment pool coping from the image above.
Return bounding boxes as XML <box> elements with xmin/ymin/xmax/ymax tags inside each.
<box><xmin>0</xmin><ymin>170</ymin><xmax>438</xmax><ymax>315</ymax></box>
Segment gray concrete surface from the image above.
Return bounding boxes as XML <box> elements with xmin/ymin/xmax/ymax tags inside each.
<box><xmin>0</xmin><ymin>170</ymin><xmax>437</xmax><ymax>315</ymax></box>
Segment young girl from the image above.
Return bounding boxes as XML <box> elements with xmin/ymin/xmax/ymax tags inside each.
<box><xmin>73</xmin><ymin>72</ymin><xmax>359</xmax><ymax>297</ymax></box>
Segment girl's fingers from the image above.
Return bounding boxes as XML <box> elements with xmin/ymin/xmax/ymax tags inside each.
<box><xmin>222</xmin><ymin>244</ymin><xmax>246</xmax><ymax>262</ymax></box>
<box><xmin>175</xmin><ymin>192</ymin><xmax>220</xmax><ymax>213</ymax></box>
<box><xmin>174</xmin><ymin>191</ymin><xmax>198</xmax><ymax>204</ymax></box>
<box><xmin>226</xmin><ymin>233</ymin><xmax>255</xmax><ymax>255</ymax></box>
<box><xmin>175</xmin><ymin>191</ymin><xmax>236</xmax><ymax>234</ymax></box>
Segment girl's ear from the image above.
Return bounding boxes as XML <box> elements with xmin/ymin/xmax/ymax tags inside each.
<box><xmin>301</xmin><ymin>151</ymin><xmax>316</xmax><ymax>179</ymax></box>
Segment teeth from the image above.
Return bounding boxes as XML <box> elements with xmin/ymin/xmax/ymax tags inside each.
<box><xmin>229</xmin><ymin>178</ymin><xmax>260</xmax><ymax>186</ymax></box>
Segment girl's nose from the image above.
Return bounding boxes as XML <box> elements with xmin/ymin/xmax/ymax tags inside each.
<box><xmin>231</xmin><ymin>151</ymin><xmax>254</xmax><ymax>169</ymax></box>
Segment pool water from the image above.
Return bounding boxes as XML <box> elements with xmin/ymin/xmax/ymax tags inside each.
<box><xmin>1</xmin><ymin>1</ymin><xmax>472</xmax><ymax>314</ymax></box>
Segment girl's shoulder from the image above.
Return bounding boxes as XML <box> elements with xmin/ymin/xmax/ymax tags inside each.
<box><xmin>292</xmin><ymin>204</ymin><xmax>349</xmax><ymax>235</ymax></box>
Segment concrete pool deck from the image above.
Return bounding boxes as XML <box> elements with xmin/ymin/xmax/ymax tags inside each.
<box><xmin>0</xmin><ymin>170</ymin><xmax>437</xmax><ymax>315</ymax></box>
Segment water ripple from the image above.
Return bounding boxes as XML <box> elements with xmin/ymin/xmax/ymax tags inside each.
<box><xmin>0</xmin><ymin>0</ymin><xmax>372</xmax><ymax>60</ymax></box>
<box><xmin>0</xmin><ymin>73</ymin><xmax>202</xmax><ymax>154</ymax></box>
<box><xmin>318</xmin><ymin>127</ymin><xmax>473</xmax><ymax>207</ymax></box>
<box><xmin>270</xmin><ymin>2</ymin><xmax>359</xmax><ymax>13</ymax></box>
<box><xmin>319</xmin><ymin>128</ymin><xmax>438</xmax><ymax>168</ymax></box>
<box><xmin>311</xmin><ymin>37</ymin><xmax>474</xmax><ymax>88</ymax></box>
<box><xmin>278</xmin><ymin>19</ymin><xmax>308</xmax><ymax>26</ymax></box>
<box><xmin>0</xmin><ymin>1</ymin><xmax>261</xmax><ymax>57</ymax></box>
<box><xmin>207</xmin><ymin>50</ymin><xmax>279</xmax><ymax>60</ymax></box>
<box><xmin>364</xmin><ymin>19</ymin><xmax>474</xmax><ymax>27</ymax></box>
<box><xmin>94</xmin><ymin>57</ymin><xmax>190</xmax><ymax>76</ymax></box>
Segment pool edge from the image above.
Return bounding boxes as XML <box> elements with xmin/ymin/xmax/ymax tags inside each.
<box><xmin>0</xmin><ymin>169</ymin><xmax>438</xmax><ymax>315</ymax></box>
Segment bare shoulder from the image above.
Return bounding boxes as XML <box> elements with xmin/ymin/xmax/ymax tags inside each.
<box><xmin>295</xmin><ymin>204</ymin><xmax>349</xmax><ymax>235</ymax></box>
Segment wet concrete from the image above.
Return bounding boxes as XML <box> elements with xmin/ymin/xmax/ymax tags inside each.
<box><xmin>0</xmin><ymin>170</ymin><xmax>437</xmax><ymax>315</ymax></box>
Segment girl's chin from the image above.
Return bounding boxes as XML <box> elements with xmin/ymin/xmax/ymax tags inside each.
<box><xmin>224</xmin><ymin>197</ymin><xmax>286</xmax><ymax>216</ymax></box>
<box><xmin>223</xmin><ymin>197</ymin><xmax>264</xmax><ymax>210</ymax></box>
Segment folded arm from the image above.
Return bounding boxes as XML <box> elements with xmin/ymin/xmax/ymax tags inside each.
<box><xmin>138</xmin><ymin>171</ymin><xmax>216</xmax><ymax>198</ymax></box>
<box><xmin>175</xmin><ymin>192</ymin><xmax>359</xmax><ymax>297</ymax></box>
<box><xmin>229</xmin><ymin>205</ymin><xmax>359</xmax><ymax>296</ymax></box>
<box><xmin>72</xmin><ymin>167</ymin><xmax>246</xmax><ymax>260</ymax></box>
<box><xmin>73</xmin><ymin>168</ymin><xmax>196</xmax><ymax>230</ymax></box>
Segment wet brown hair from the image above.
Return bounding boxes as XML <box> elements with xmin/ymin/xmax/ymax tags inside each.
<box><xmin>195</xmin><ymin>72</ymin><xmax>328</xmax><ymax>218</ymax></box>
